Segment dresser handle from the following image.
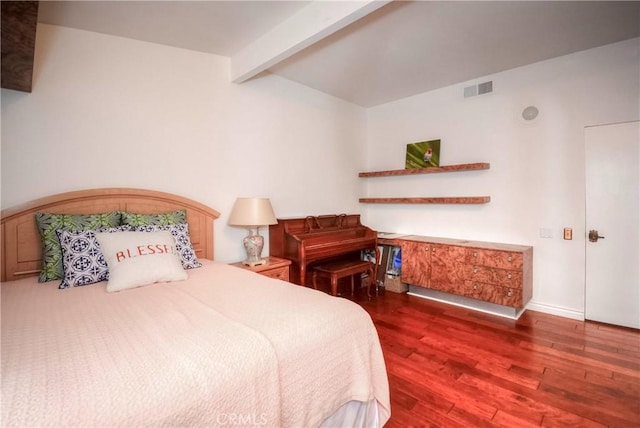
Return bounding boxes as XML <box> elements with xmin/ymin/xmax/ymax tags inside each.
<box><xmin>425</xmin><ymin>246</ymin><xmax>429</xmax><ymax>251</ymax></box>
<box><xmin>473</xmin><ymin>267</ymin><xmax>478</xmax><ymax>274</ymax></box>
<box><xmin>432</xmin><ymin>247</ymin><xmax>436</xmax><ymax>252</ymax></box>
<box><xmin>473</xmin><ymin>251</ymin><xmax>477</xmax><ymax>258</ymax></box>
<box><xmin>473</xmin><ymin>283</ymin><xmax>478</xmax><ymax>290</ymax></box>
<box><xmin>507</xmin><ymin>289</ymin><xmax>513</xmax><ymax>297</ymax></box>
<box><xmin>508</xmin><ymin>255</ymin><xmax>513</xmax><ymax>262</ymax></box>
<box><xmin>507</xmin><ymin>272</ymin><xmax>512</xmax><ymax>280</ymax></box>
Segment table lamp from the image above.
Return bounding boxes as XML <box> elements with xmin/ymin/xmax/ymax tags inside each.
<box><xmin>228</xmin><ymin>197</ymin><xmax>278</xmax><ymax>266</ymax></box>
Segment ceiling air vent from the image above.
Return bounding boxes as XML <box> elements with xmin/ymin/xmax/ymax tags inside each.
<box><xmin>463</xmin><ymin>85</ymin><xmax>477</xmax><ymax>98</ymax></box>
<box><xmin>464</xmin><ymin>80</ymin><xmax>493</xmax><ymax>98</ymax></box>
<box><xmin>478</xmin><ymin>80</ymin><xmax>493</xmax><ymax>94</ymax></box>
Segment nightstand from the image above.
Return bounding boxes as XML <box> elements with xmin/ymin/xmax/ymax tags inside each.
<box><xmin>230</xmin><ymin>256</ymin><xmax>292</xmax><ymax>282</ymax></box>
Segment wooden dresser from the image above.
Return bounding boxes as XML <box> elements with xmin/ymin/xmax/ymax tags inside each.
<box><xmin>382</xmin><ymin>235</ymin><xmax>533</xmax><ymax>309</ymax></box>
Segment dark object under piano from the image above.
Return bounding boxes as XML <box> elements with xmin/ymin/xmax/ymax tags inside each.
<box><xmin>269</xmin><ymin>214</ymin><xmax>379</xmax><ymax>287</ymax></box>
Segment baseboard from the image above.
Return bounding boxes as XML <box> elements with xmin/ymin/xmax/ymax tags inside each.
<box><xmin>525</xmin><ymin>301</ymin><xmax>585</xmax><ymax>321</ymax></box>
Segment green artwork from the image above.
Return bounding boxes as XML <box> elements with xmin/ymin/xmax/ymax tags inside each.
<box><xmin>405</xmin><ymin>139</ymin><xmax>441</xmax><ymax>168</ymax></box>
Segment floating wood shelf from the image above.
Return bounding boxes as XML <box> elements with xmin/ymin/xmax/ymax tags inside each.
<box><xmin>359</xmin><ymin>196</ymin><xmax>491</xmax><ymax>204</ymax></box>
<box><xmin>358</xmin><ymin>162</ymin><xmax>490</xmax><ymax>178</ymax></box>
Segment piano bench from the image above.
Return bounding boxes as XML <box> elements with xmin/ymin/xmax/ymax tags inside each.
<box><xmin>312</xmin><ymin>260</ymin><xmax>374</xmax><ymax>297</ymax></box>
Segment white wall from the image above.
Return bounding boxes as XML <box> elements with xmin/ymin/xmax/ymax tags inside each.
<box><xmin>3</xmin><ymin>25</ymin><xmax>638</xmax><ymax>321</ymax></box>
<box><xmin>1</xmin><ymin>24</ymin><xmax>367</xmax><ymax>262</ymax></box>
<box><xmin>364</xmin><ymin>38</ymin><xmax>640</xmax><ymax>319</ymax></box>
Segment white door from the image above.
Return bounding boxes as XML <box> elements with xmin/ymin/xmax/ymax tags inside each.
<box><xmin>585</xmin><ymin>121</ymin><xmax>639</xmax><ymax>329</ymax></box>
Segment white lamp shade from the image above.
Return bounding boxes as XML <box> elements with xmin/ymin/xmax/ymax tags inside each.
<box><xmin>228</xmin><ymin>198</ymin><xmax>277</xmax><ymax>227</ymax></box>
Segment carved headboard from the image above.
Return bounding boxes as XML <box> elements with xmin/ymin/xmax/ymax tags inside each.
<box><xmin>0</xmin><ymin>188</ymin><xmax>220</xmax><ymax>282</ymax></box>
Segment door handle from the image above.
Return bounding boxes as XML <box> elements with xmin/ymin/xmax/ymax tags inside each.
<box><xmin>588</xmin><ymin>230</ymin><xmax>605</xmax><ymax>242</ymax></box>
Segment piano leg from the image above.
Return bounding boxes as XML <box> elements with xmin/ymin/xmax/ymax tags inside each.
<box><xmin>299</xmin><ymin>264</ymin><xmax>307</xmax><ymax>286</ymax></box>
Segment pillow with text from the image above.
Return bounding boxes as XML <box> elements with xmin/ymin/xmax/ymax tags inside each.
<box><xmin>95</xmin><ymin>230</ymin><xmax>187</xmax><ymax>292</ymax></box>
<box><xmin>132</xmin><ymin>223</ymin><xmax>201</xmax><ymax>269</ymax></box>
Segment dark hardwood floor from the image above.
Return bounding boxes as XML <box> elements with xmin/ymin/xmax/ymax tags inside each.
<box><xmin>352</xmin><ymin>289</ymin><xmax>640</xmax><ymax>427</ymax></box>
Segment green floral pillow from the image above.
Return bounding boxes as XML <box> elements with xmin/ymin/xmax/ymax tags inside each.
<box><xmin>35</xmin><ymin>211</ymin><xmax>122</xmax><ymax>282</ymax></box>
<box><xmin>120</xmin><ymin>209</ymin><xmax>186</xmax><ymax>227</ymax></box>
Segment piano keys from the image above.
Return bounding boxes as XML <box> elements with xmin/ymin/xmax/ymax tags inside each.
<box><xmin>269</xmin><ymin>214</ymin><xmax>379</xmax><ymax>287</ymax></box>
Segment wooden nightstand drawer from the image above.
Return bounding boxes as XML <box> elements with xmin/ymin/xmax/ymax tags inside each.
<box><xmin>229</xmin><ymin>256</ymin><xmax>291</xmax><ymax>282</ymax></box>
<box><xmin>261</xmin><ymin>265</ymin><xmax>289</xmax><ymax>281</ymax></box>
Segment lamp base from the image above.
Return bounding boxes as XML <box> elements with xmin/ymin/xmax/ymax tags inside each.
<box><xmin>242</xmin><ymin>228</ymin><xmax>265</xmax><ymax>267</ymax></box>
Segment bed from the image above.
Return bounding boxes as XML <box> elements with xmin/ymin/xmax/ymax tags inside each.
<box><xmin>1</xmin><ymin>188</ymin><xmax>390</xmax><ymax>427</ymax></box>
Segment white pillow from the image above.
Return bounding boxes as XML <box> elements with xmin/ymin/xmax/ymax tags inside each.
<box><xmin>131</xmin><ymin>223</ymin><xmax>201</xmax><ymax>269</ymax></box>
<box><xmin>95</xmin><ymin>230</ymin><xmax>188</xmax><ymax>292</ymax></box>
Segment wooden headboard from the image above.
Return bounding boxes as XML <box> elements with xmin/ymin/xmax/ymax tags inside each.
<box><xmin>0</xmin><ymin>188</ymin><xmax>220</xmax><ymax>282</ymax></box>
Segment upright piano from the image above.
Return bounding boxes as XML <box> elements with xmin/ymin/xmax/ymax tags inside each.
<box><xmin>269</xmin><ymin>214</ymin><xmax>379</xmax><ymax>286</ymax></box>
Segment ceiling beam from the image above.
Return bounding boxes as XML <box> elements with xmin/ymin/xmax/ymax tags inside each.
<box><xmin>1</xmin><ymin>1</ymin><xmax>39</xmax><ymax>93</ymax></box>
<box><xmin>231</xmin><ymin>0</ymin><xmax>391</xmax><ymax>83</ymax></box>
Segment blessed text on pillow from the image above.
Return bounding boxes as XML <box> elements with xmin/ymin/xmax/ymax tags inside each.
<box><xmin>95</xmin><ymin>230</ymin><xmax>187</xmax><ymax>292</ymax></box>
<box><xmin>132</xmin><ymin>223</ymin><xmax>201</xmax><ymax>269</ymax></box>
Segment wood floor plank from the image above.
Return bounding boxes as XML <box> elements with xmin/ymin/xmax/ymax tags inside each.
<box><xmin>351</xmin><ymin>290</ymin><xmax>640</xmax><ymax>427</ymax></box>
<box><xmin>460</xmin><ymin>368</ymin><xmax>635</xmax><ymax>427</ymax></box>
<box><xmin>540</xmin><ymin>413</ymin><xmax>607</xmax><ymax>428</ymax></box>
<box><xmin>386</xmin><ymin>373</ymin><xmax>454</xmax><ymax>416</ymax></box>
<box><xmin>583</xmin><ymin>341</ymin><xmax>640</xmax><ymax>364</ymax></box>
<box><xmin>409</xmin><ymin>402</ymin><xmax>468</xmax><ymax>428</ymax></box>
<box><xmin>585</xmin><ymin>370</ymin><xmax>640</xmax><ymax>397</ymax></box>
<box><xmin>520</xmin><ymin>341</ymin><xmax>640</xmax><ymax>378</ymax></box>
<box><xmin>491</xmin><ymin>409</ymin><xmax>547</xmax><ymax>428</ymax></box>
<box><xmin>551</xmin><ymin>342</ymin><xmax>640</xmax><ymax>371</ymax></box>
<box><xmin>475</xmin><ymin>360</ymin><xmax>541</xmax><ymax>390</ymax></box>
<box><xmin>445</xmin><ymin>406</ymin><xmax>499</xmax><ymax>428</ymax></box>
<box><xmin>541</xmin><ymin>368</ymin><xmax>639</xmax><ymax>416</ymax></box>
<box><xmin>387</xmin><ymin>351</ymin><xmax>499</xmax><ymax>421</ymax></box>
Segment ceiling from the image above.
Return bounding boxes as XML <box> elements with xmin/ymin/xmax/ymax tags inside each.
<box><xmin>36</xmin><ymin>1</ymin><xmax>640</xmax><ymax>107</ymax></box>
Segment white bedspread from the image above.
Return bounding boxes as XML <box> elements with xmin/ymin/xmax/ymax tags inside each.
<box><xmin>1</xmin><ymin>261</ymin><xmax>390</xmax><ymax>427</ymax></box>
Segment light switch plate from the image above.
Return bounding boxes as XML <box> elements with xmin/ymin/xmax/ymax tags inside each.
<box><xmin>563</xmin><ymin>228</ymin><xmax>573</xmax><ymax>240</ymax></box>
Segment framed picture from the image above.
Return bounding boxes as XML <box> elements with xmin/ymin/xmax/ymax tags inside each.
<box><xmin>405</xmin><ymin>139</ymin><xmax>441</xmax><ymax>168</ymax></box>
<box><xmin>362</xmin><ymin>246</ymin><xmax>384</xmax><ymax>265</ymax></box>
<box><xmin>361</xmin><ymin>249</ymin><xmax>378</xmax><ymax>264</ymax></box>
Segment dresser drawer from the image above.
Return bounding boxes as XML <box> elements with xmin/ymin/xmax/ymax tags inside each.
<box><xmin>429</xmin><ymin>275</ymin><xmax>466</xmax><ymax>295</ymax></box>
<box><xmin>465</xmin><ymin>248</ymin><xmax>523</xmax><ymax>270</ymax></box>
<box><xmin>261</xmin><ymin>265</ymin><xmax>290</xmax><ymax>281</ymax></box>
<box><xmin>463</xmin><ymin>265</ymin><xmax>523</xmax><ymax>288</ymax></box>
<box><xmin>464</xmin><ymin>281</ymin><xmax>523</xmax><ymax>308</ymax></box>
